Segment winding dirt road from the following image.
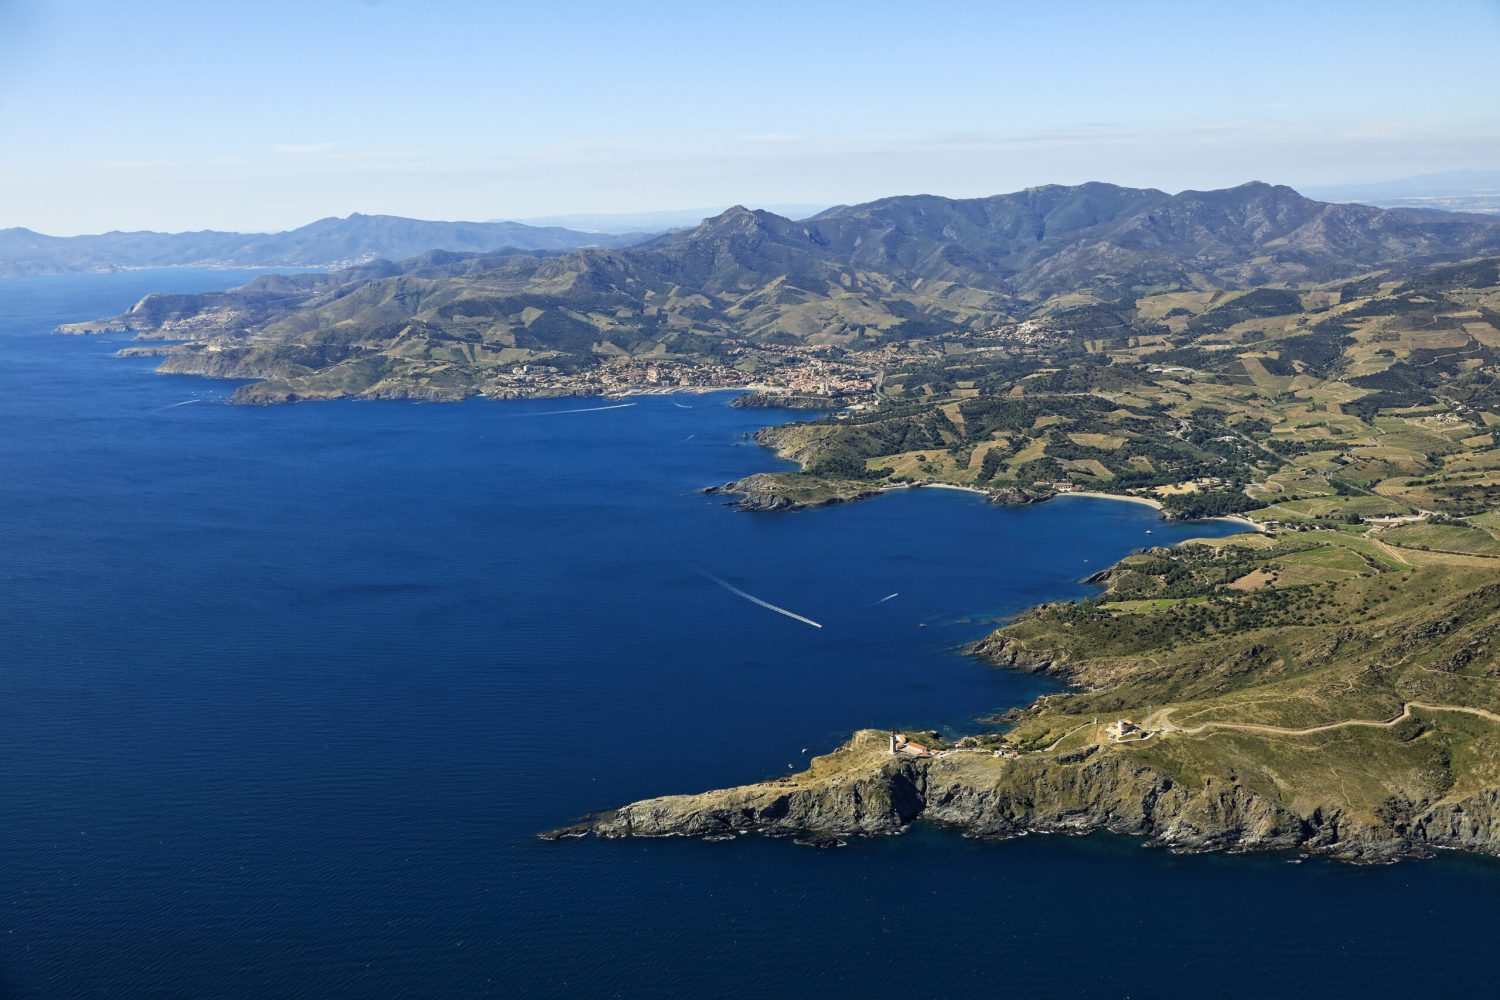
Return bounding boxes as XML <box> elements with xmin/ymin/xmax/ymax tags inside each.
<box><xmin>1151</xmin><ymin>701</ymin><xmax>1500</xmax><ymax>738</ymax></box>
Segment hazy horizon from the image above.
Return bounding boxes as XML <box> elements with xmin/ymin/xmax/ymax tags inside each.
<box><xmin>3</xmin><ymin>0</ymin><xmax>1498</xmax><ymax>235</ymax></box>
<box><xmin>5</xmin><ymin>175</ymin><xmax>1496</xmax><ymax>240</ymax></box>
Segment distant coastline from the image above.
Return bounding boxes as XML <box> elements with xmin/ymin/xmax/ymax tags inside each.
<box><xmin>0</xmin><ymin>262</ymin><xmax>334</xmax><ymax>280</ymax></box>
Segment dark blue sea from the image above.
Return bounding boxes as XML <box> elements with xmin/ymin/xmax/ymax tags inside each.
<box><xmin>2</xmin><ymin>271</ymin><xmax>1497</xmax><ymax>999</ymax></box>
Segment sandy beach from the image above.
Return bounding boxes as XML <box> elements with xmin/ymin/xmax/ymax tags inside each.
<box><xmin>1059</xmin><ymin>489</ymin><xmax>1266</xmax><ymax>532</ymax></box>
<box><xmin>878</xmin><ymin>481</ymin><xmax>1267</xmax><ymax>535</ymax></box>
<box><xmin>1059</xmin><ymin>489</ymin><xmax>1164</xmax><ymax>510</ymax></box>
<box><xmin>914</xmin><ymin>482</ymin><xmax>991</xmax><ymax>496</ymax></box>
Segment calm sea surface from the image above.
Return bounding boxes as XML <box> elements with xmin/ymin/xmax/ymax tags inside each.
<box><xmin>2</xmin><ymin>271</ymin><xmax>1498</xmax><ymax>998</ymax></box>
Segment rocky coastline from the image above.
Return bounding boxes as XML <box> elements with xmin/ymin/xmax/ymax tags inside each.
<box><xmin>543</xmin><ymin>726</ymin><xmax>1500</xmax><ymax>864</ymax></box>
<box><xmin>704</xmin><ymin>474</ymin><xmax>1056</xmax><ymax>513</ymax></box>
<box><xmin>545</xmin><ymin>529</ymin><xmax>1500</xmax><ymax>864</ymax></box>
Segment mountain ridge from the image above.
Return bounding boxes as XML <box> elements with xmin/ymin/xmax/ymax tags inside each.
<box><xmin>59</xmin><ymin>182</ymin><xmax>1500</xmax><ymax>405</ymax></box>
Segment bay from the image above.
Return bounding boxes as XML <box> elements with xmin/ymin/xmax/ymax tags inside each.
<box><xmin>1</xmin><ymin>271</ymin><xmax>1496</xmax><ymax>998</ymax></box>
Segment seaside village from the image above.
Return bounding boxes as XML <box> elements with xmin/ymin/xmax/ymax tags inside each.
<box><xmin>492</xmin><ymin>342</ymin><xmax>883</xmax><ymax>402</ymax></box>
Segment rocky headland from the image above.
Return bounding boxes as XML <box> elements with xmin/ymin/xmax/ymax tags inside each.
<box><xmin>549</xmin><ymin>522</ymin><xmax>1500</xmax><ymax>863</ymax></box>
<box><xmin>545</xmin><ymin>724</ymin><xmax>1500</xmax><ymax>863</ymax></box>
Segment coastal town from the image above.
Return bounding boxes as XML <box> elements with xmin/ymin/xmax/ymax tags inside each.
<box><xmin>478</xmin><ymin>340</ymin><xmax>896</xmax><ymax>402</ymax></box>
<box><xmin>469</xmin><ymin>324</ymin><xmax>1063</xmax><ymax>404</ymax></box>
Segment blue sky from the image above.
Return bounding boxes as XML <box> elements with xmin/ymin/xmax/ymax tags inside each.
<box><xmin>2</xmin><ymin>0</ymin><xmax>1498</xmax><ymax>233</ymax></box>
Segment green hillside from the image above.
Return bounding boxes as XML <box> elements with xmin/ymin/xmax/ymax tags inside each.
<box><xmin>61</xmin><ymin>184</ymin><xmax>1500</xmax><ymax>405</ymax></box>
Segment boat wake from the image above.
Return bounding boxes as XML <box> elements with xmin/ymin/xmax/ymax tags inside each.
<box><xmin>874</xmin><ymin>592</ymin><xmax>900</xmax><ymax>604</ymax></box>
<box><xmin>151</xmin><ymin>399</ymin><xmax>202</xmax><ymax>413</ymax></box>
<box><xmin>699</xmin><ymin>570</ymin><xmax>823</xmax><ymax>628</ymax></box>
<box><xmin>524</xmin><ymin>402</ymin><xmax>637</xmax><ymax>416</ymax></box>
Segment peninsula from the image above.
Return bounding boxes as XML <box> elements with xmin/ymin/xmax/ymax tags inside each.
<box><xmin>544</xmin><ymin>243</ymin><xmax>1500</xmax><ymax>861</ymax></box>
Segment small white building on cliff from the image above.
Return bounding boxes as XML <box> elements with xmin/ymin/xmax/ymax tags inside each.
<box><xmin>888</xmin><ymin>731</ymin><xmax>934</xmax><ymax>756</ymax></box>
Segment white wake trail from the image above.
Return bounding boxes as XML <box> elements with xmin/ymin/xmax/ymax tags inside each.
<box><xmin>151</xmin><ymin>399</ymin><xmax>202</xmax><ymax>413</ymax></box>
<box><xmin>874</xmin><ymin>592</ymin><xmax>900</xmax><ymax>604</ymax></box>
<box><xmin>524</xmin><ymin>402</ymin><xmax>637</xmax><ymax>416</ymax></box>
<box><xmin>672</xmin><ymin>401</ymin><xmax>693</xmax><ymax>409</ymax></box>
<box><xmin>701</xmin><ymin>571</ymin><xmax>822</xmax><ymax>628</ymax></box>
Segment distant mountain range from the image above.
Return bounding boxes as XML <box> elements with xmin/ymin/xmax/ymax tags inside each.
<box><xmin>65</xmin><ymin>181</ymin><xmax>1500</xmax><ymax>404</ymax></box>
<box><xmin>0</xmin><ymin>213</ymin><xmax>650</xmax><ymax>276</ymax></box>
<box><xmin>22</xmin><ymin>179</ymin><xmax>1499</xmax><ymax>280</ymax></box>
<box><xmin>776</xmin><ymin>180</ymin><xmax>1500</xmax><ymax>299</ymax></box>
<box><xmin>506</xmin><ymin>205</ymin><xmax>831</xmax><ymax>235</ymax></box>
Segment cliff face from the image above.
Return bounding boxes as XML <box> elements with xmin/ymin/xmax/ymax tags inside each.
<box><xmin>550</xmin><ymin>730</ymin><xmax>1500</xmax><ymax>862</ymax></box>
<box><xmin>971</xmin><ymin>633</ymin><xmax>1069</xmax><ymax>676</ymax></box>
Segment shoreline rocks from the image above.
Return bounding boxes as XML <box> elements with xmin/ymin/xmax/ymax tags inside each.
<box><xmin>543</xmin><ymin>729</ymin><xmax>1500</xmax><ymax>864</ymax></box>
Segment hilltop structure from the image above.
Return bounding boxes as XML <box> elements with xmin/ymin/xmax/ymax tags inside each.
<box><xmin>889</xmin><ymin>731</ymin><xmax>935</xmax><ymax>757</ymax></box>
